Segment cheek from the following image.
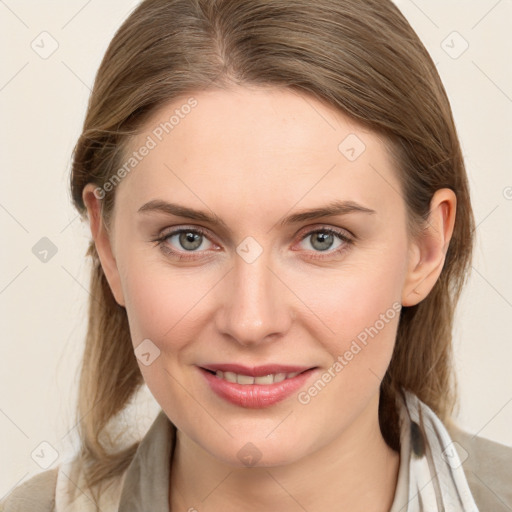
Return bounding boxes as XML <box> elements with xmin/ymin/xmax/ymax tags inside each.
<box><xmin>119</xmin><ymin>254</ymin><xmax>218</xmax><ymax>349</ymax></box>
<box><xmin>290</xmin><ymin>242</ymin><xmax>406</xmax><ymax>368</ymax></box>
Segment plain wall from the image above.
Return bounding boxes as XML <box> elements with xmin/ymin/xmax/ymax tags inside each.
<box><xmin>1</xmin><ymin>0</ymin><xmax>511</xmax><ymax>497</ymax></box>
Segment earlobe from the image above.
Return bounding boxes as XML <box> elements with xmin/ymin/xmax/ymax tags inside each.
<box><xmin>82</xmin><ymin>184</ymin><xmax>126</xmax><ymax>307</ymax></box>
<box><xmin>401</xmin><ymin>188</ymin><xmax>456</xmax><ymax>307</ymax></box>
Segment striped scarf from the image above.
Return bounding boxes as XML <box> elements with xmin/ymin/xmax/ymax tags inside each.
<box><xmin>395</xmin><ymin>389</ymin><xmax>479</xmax><ymax>511</ymax></box>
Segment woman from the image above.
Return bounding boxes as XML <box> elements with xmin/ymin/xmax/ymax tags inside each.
<box><xmin>2</xmin><ymin>0</ymin><xmax>511</xmax><ymax>510</ymax></box>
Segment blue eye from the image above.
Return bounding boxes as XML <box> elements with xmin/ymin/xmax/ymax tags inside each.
<box><xmin>301</xmin><ymin>231</ymin><xmax>342</xmax><ymax>251</ymax></box>
<box><xmin>152</xmin><ymin>226</ymin><xmax>217</xmax><ymax>261</ymax></box>
<box><xmin>168</xmin><ymin>230</ymin><xmax>212</xmax><ymax>251</ymax></box>
<box><xmin>294</xmin><ymin>228</ymin><xmax>353</xmax><ymax>260</ymax></box>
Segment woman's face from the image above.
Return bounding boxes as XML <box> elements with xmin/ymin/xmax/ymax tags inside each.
<box><xmin>92</xmin><ymin>86</ymin><xmax>421</xmax><ymax>466</ymax></box>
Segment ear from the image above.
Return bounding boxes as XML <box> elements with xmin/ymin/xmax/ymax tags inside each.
<box><xmin>401</xmin><ymin>188</ymin><xmax>456</xmax><ymax>307</ymax></box>
<box><xmin>82</xmin><ymin>184</ymin><xmax>126</xmax><ymax>307</ymax></box>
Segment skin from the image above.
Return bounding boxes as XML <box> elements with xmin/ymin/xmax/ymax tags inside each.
<box><xmin>83</xmin><ymin>85</ymin><xmax>456</xmax><ymax>511</ymax></box>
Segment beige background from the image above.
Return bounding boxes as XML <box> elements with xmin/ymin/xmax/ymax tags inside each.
<box><xmin>1</xmin><ymin>0</ymin><xmax>511</xmax><ymax>497</ymax></box>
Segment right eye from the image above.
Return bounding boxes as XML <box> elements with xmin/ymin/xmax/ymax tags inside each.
<box><xmin>153</xmin><ymin>226</ymin><xmax>218</xmax><ymax>260</ymax></box>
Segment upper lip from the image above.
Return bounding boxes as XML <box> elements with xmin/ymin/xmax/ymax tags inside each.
<box><xmin>199</xmin><ymin>363</ymin><xmax>315</xmax><ymax>377</ymax></box>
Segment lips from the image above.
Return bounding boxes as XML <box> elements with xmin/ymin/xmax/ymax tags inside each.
<box><xmin>198</xmin><ymin>363</ymin><xmax>317</xmax><ymax>408</ymax></box>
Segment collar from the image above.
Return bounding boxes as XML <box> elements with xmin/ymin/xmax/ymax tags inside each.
<box><xmin>117</xmin><ymin>410</ymin><xmax>176</xmax><ymax>510</ymax></box>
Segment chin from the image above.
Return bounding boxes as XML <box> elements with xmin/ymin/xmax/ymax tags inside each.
<box><xmin>202</xmin><ymin>430</ymin><xmax>312</xmax><ymax>469</ymax></box>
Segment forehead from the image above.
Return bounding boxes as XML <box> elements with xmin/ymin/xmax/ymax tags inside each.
<box><xmin>114</xmin><ymin>86</ymin><xmax>403</xmax><ymax>220</ymax></box>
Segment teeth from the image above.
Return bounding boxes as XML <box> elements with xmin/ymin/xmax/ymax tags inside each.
<box><xmin>214</xmin><ymin>370</ymin><xmax>301</xmax><ymax>385</ymax></box>
<box><xmin>254</xmin><ymin>374</ymin><xmax>274</xmax><ymax>385</ymax></box>
<box><xmin>237</xmin><ymin>374</ymin><xmax>254</xmax><ymax>385</ymax></box>
<box><xmin>223</xmin><ymin>371</ymin><xmax>237</xmax><ymax>383</ymax></box>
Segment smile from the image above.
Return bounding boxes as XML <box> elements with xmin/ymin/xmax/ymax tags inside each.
<box><xmin>198</xmin><ymin>365</ymin><xmax>317</xmax><ymax>408</ymax></box>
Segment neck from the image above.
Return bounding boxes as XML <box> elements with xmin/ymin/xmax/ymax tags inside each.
<box><xmin>169</xmin><ymin>393</ymin><xmax>400</xmax><ymax>512</ymax></box>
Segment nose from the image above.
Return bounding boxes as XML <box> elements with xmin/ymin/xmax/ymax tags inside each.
<box><xmin>214</xmin><ymin>251</ymin><xmax>293</xmax><ymax>347</ymax></box>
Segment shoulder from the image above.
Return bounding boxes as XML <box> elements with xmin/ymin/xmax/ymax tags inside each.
<box><xmin>447</xmin><ymin>422</ymin><xmax>512</xmax><ymax>511</ymax></box>
<box><xmin>0</xmin><ymin>468</ymin><xmax>58</xmax><ymax>512</ymax></box>
<box><xmin>1</xmin><ymin>458</ymin><xmax>124</xmax><ymax>512</ymax></box>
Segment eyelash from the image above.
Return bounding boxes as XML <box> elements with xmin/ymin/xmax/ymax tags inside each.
<box><xmin>151</xmin><ymin>225</ymin><xmax>354</xmax><ymax>261</ymax></box>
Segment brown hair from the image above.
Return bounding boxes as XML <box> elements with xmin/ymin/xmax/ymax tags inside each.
<box><xmin>69</xmin><ymin>0</ymin><xmax>474</xmax><ymax>503</ymax></box>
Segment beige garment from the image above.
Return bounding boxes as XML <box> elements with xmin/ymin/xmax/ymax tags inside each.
<box><xmin>1</xmin><ymin>404</ymin><xmax>511</xmax><ymax>511</ymax></box>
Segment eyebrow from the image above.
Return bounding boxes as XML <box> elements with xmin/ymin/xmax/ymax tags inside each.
<box><xmin>137</xmin><ymin>199</ymin><xmax>376</xmax><ymax>228</ymax></box>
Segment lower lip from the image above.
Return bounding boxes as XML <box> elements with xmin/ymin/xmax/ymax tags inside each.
<box><xmin>199</xmin><ymin>367</ymin><xmax>316</xmax><ymax>408</ymax></box>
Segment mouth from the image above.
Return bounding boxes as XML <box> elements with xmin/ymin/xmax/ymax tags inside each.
<box><xmin>198</xmin><ymin>364</ymin><xmax>318</xmax><ymax>408</ymax></box>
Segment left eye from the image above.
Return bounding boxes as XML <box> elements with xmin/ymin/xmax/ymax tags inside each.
<box><xmin>298</xmin><ymin>229</ymin><xmax>348</xmax><ymax>252</ymax></box>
